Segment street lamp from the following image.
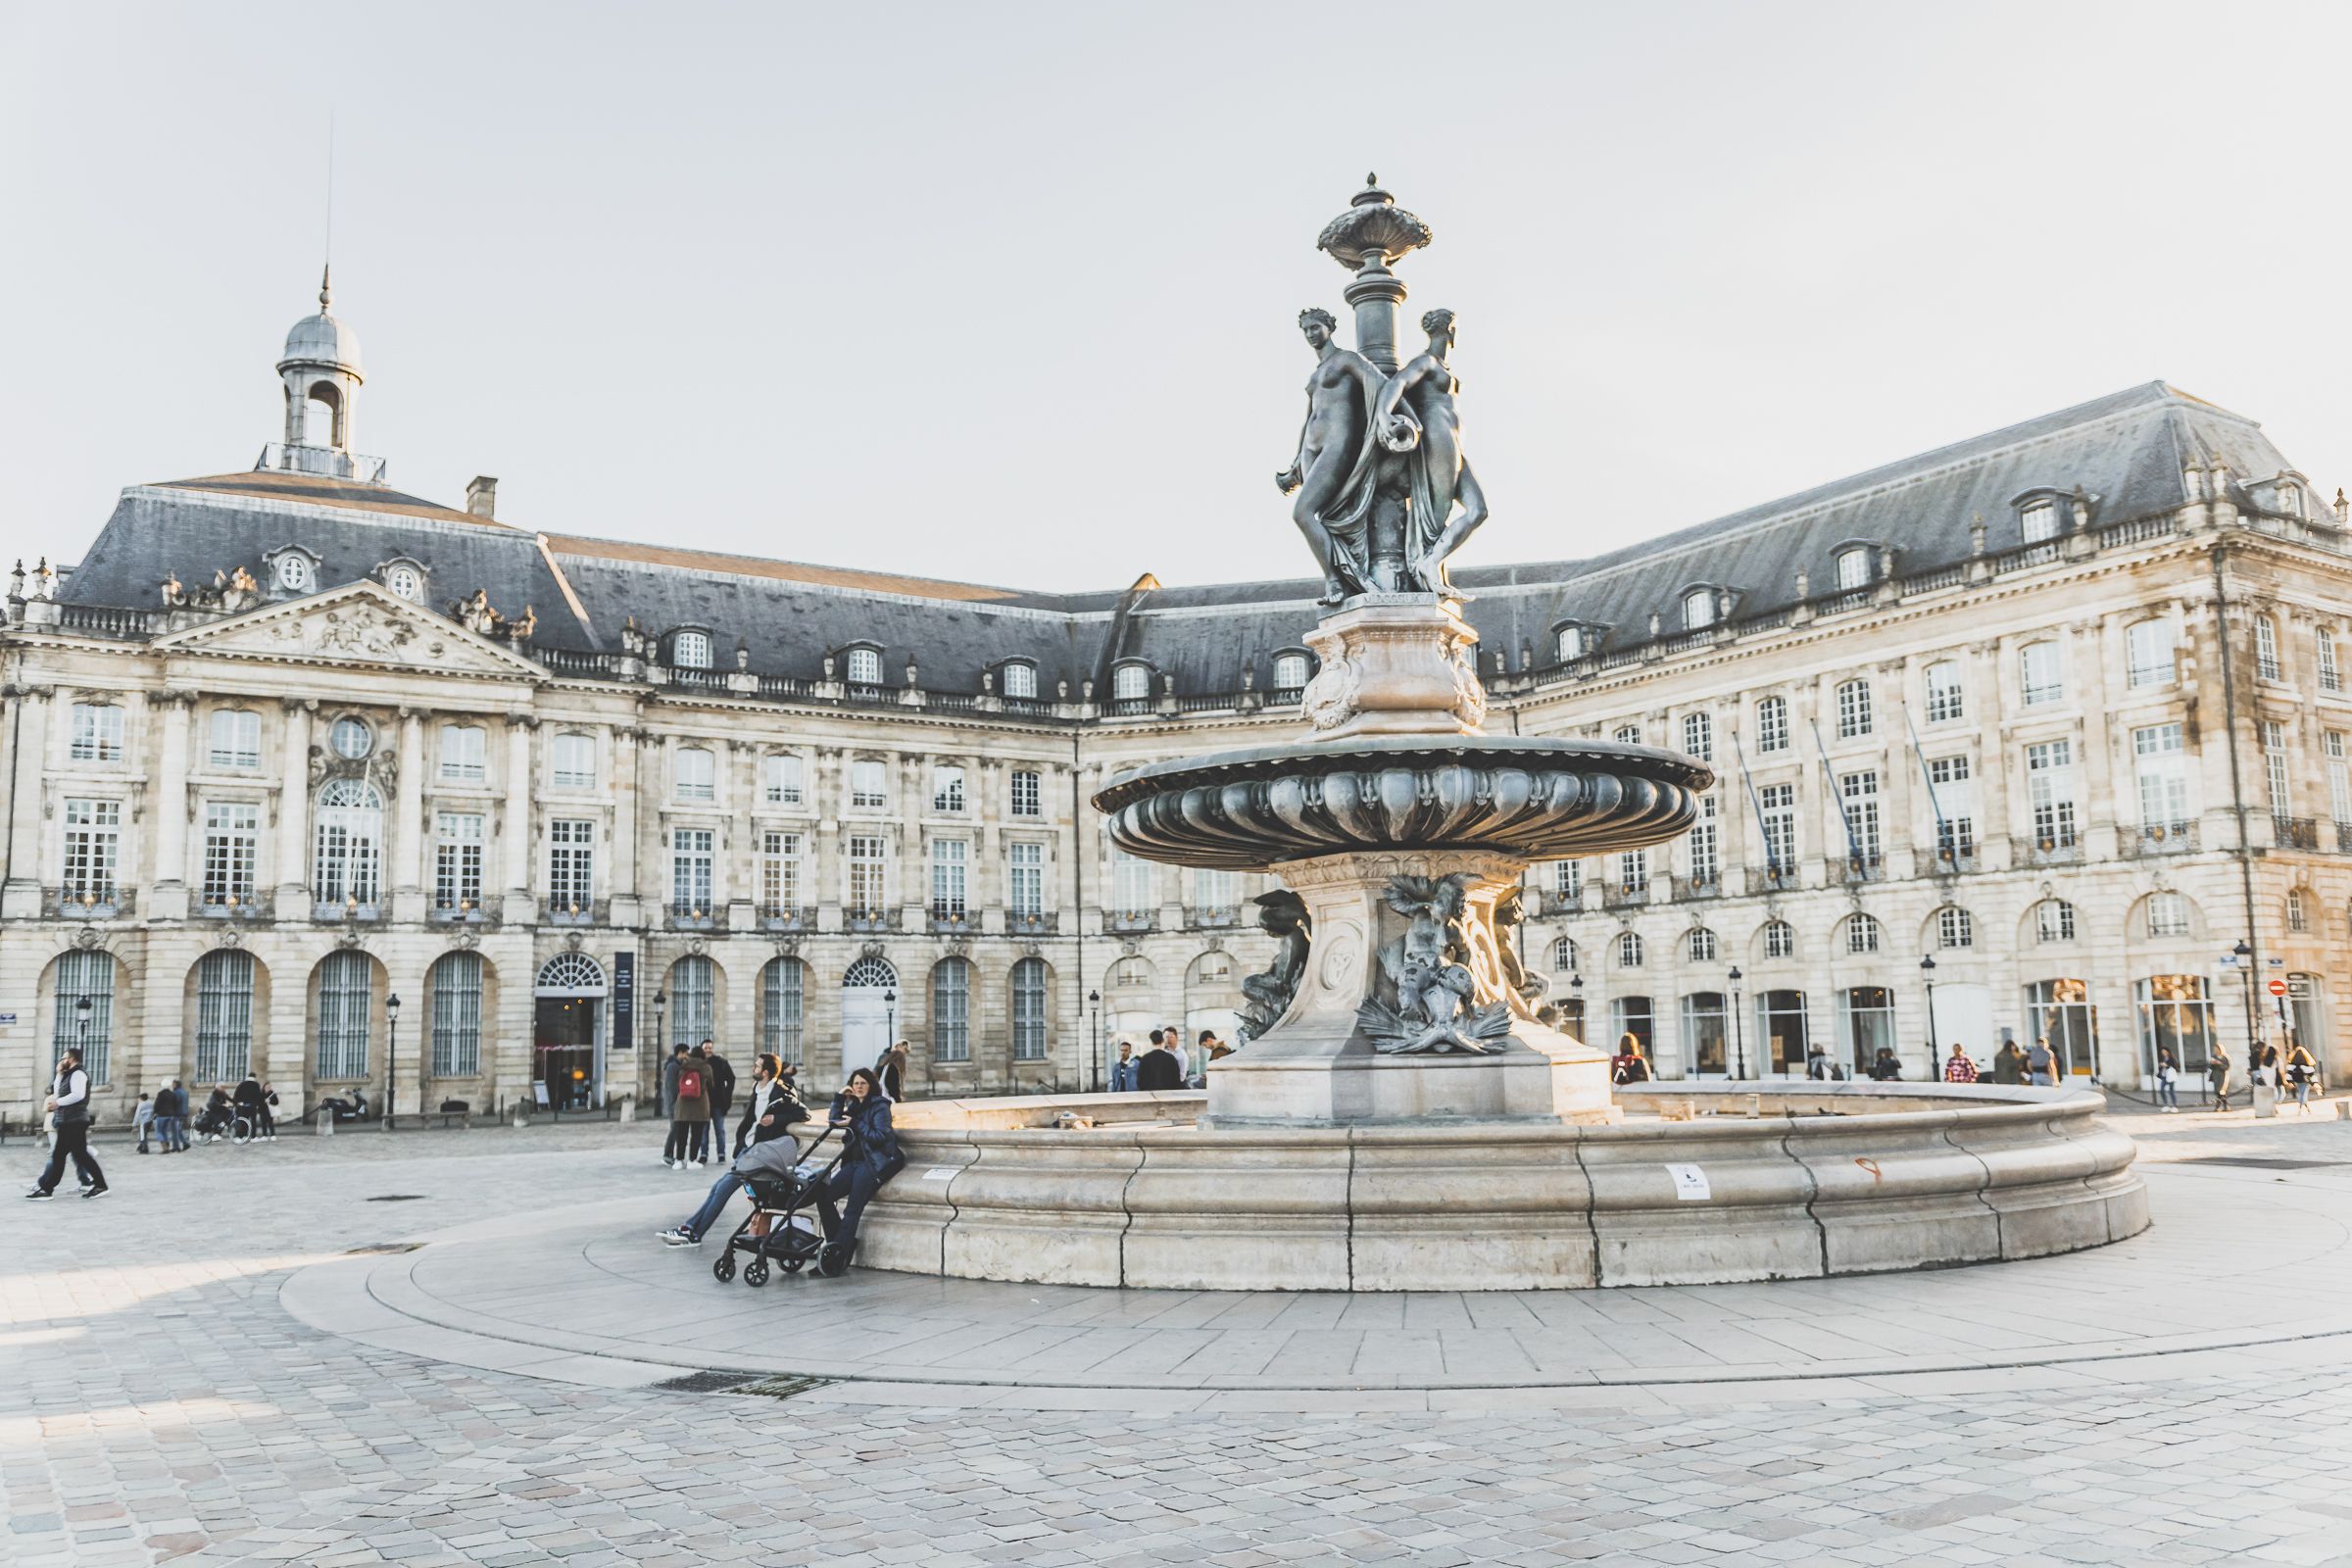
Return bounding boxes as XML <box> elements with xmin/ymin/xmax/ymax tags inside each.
<box><xmin>1727</xmin><ymin>965</ymin><xmax>1745</xmax><ymax>1080</ymax></box>
<box><xmin>1920</xmin><ymin>955</ymin><xmax>1938</xmax><ymax>1081</ymax></box>
<box><xmin>652</xmin><ymin>989</ymin><xmax>667</xmax><ymax>1109</ymax></box>
<box><xmin>383</xmin><ymin>994</ymin><xmax>401</xmax><ymax>1131</ymax></box>
<box><xmin>2232</xmin><ymin>939</ymin><xmax>2259</xmax><ymax>1062</ymax></box>
<box><xmin>1088</xmin><ymin>989</ymin><xmax>1102</xmax><ymax>1093</ymax></box>
<box><xmin>74</xmin><ymin>995</ymin><xmax>92</xmax><ymax>1081</ymax></box>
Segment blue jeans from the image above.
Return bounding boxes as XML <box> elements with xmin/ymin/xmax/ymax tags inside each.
<box><xmin>2157</xmin><ymin>1080</ymin><xmax>2180</xmax><ymax>1108</ymax></box>
<box><xmin>154</xmin><ymin>1115</ymin><xmax>186</xmax><ymax>1150</ymax></box>
<box><xmin>681</xmin><ymin>1172</ymin><xmax>744</xmax><ymax>1241</ymax></box>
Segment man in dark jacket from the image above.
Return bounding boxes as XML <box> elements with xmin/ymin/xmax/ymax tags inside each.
<box><xmin>26</xmin><ymin>1047</ymin><xmax>107</xmax><ymax>1200</ymax></box>
<box><xmin>702</xmin><ymin>1041</ymin><xmax>738</xmax><ymax>1162</ymax></box>
<box><xmin>1135</xmin><ymin>1032</ymin><xmax>1185</xmax><ymax>1092</ymax></box>
<box><xmin>735</xmin><ymin>1053</ymin><xmax>807</xmax><ymax>1149</ymax></box>
<box><xmin>152</xmin><ymin>1082</ymin><xmax>184</xmax><ymax>1153</ymax></box>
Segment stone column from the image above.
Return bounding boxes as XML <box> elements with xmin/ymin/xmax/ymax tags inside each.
<box><xmin>150</xmin><ymin>693</ymin><xmax>192</xmax><ymax>919</ymax></box>
<box><xmin>389</xmin><ymin>710</ymin><xmax>426</xmax><ymax>922</ymax></box>
<box><xmin>0</xmin><ymin>684</ymin><xmax>51</xmax><ymax>917</ymax></box>
<box><xmin>272</xmin><ymin>699</ymin><xmax>314</xmax><ymax>911</ymax></box>
<box><xmin>501</xmin><ymin>716</ymin><xmax>535</xmax><ymax>922</ymax></box>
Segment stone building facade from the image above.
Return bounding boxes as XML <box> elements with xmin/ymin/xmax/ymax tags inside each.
<box><xmin>4</xmin><ymin>294</ymin><xmax>2346</xmax><ymax>1124</ymax></box>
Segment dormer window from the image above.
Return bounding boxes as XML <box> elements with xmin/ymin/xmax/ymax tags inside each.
<box><xmin>1001</xmin><ymin>661</ymin><xmax>1037</xmax><ymax>701</ymax></box>
<box><xmin>671</xmin><ymin>630</ymin><xmax>712</xmax><ymax>670</ymax></box>
<box><xmin>1112</xmin><ymin>663</ymin><xmax>1152</xmax><ymax>702</ymax></box>
<box><xmin>1553</xmin><ymin>623</ymin><xmax>1587</xmax><ymax>662</ymax></box>
<box><xmin>2280</xmin><ymin>481</ymin><xmax>2306</xmax><ymax>521</ymax></box>
<box><xmin>384</xmin><ymin>564</ymin><xmax>423</xmax><ymax>603</ymax></box>
<box><xmin>1833</xmin><ymin>547</ymin><xmax>1871</xmax><ymax>592</ymax></box>
<box><xmin>1272</xmin><ymin>652</ymin><xmax>1309</xmax><ymax>690</ymax></box>
<box><xmin>1681</xmin><ymin>588</ymin><xmax>1716</xmax><ymax>631</ymax></box>
<box><xmin>266</xmin><ymin>546</ymin><xmax>319</xmax><ymax>594</ymax></box>
<box><xmin>845</xmin><ymin>646</ymin><xmax>883</xmax><ymax>686</ymax></box>
<box><xmin>2020</xmin><ymin>501</ymin><xmax>2059</xmax><ymax>543</ymax></box>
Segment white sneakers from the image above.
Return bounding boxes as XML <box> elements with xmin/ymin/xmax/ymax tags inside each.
<box><xmin>657</xmin><ymin>1228</ymin><xmax>697</xmax><ymax>1247</ymax></box>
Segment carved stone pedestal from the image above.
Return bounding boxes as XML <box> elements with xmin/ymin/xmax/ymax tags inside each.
<box><xmin>1299</xmin><ymin>595</ymin><xmax>1483</xmax><ymax>740</ymax></box>
<box><xmin>1203</xmin><ymin>850</ymin><xmax>1613</xmax><ymax>1128</ymax></box>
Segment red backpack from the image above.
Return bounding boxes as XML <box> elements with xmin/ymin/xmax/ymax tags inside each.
<box><xmin>677</xmin><ymin>1066</ymin><xmax>705</xmax><ymax>1102</ymax></box>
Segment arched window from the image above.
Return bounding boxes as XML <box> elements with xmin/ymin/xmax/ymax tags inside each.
<box><xmin>1551</xmin><ymin>936</ymin><xmax>1578</xmax><ymax>972</ymax></box>
<box><xmin>429</xmin><ymin>952</ymin><xmax>483</xmax><ymax>1077</ymax></box>
<box><xmin>675</xmin><ymin>747</ymin><xmax>714</xmax><ymax>802</ymax></box>
<box><xmin>669</xmin><ymin>955</ymin><xmax>715</xmax><ymax>1048</ymax></box>
<box><xmin>932</xmin><ymin>957</ymin><xmax>971</xmax><ymax>1062</ymax></box>
<box><xmin>672</xmin><ymin>630</ymin><xmax>712</xmax><ymax>670</ymax></box>
<box><xmin>2146</xmin><ymin>892</ymin><xmax>2191</xmax><ymax>939</ymax></box>
<box><xmin>2288</xmin><ymin>888</ymin><xmax>2311</xmax><ymax>933</ymax></box>
<box><xmin>1273</xmin><ymin>653</ymin><xmax>1309</xmax><ymax>691</ymax></box>
<box><xmin>313</xmin><ymin>779</ymin><xmax>384</xmax><ymax>906</ymax></box>
<box><xmin>315</xmin><ymin>951</ymin><xmax>372</xmax><ymax>1079</ymax></box>
<box><xmin>1754</xmin><ymin>695</ymin><xmax>1789</xmax><ymax>753</ymax></box>
<box><xmin>1924</xmin><ymin>661</ymin><xmax>1964</xmax><ymax>723</ymax></box>
<box><xmin>1001</xmin><ymin>662</ymin><xmax>1037</xmax><ymax>701</ymax></box>
<box><xmin>384</xmin><ymin>564</ymin><xmax>424</xmax><ymax>603</ymax></box>
<box><xmin>1011</xmin><ymin>956</ymin><xmax>1049</xmax><ymax>1061</ymax></box>
<box><xmin>2126</xmin><ymin>619</ymin><xmax>2177</xmax><ymax>689</ymax></box>
<box><xmin>1109</xmin><ymin>955</ymin><xmax>1152</xmax><ymax>989</ymax></box>
<box><xmin>2020</xmin><ymin>500</ymin><xmax>2059</xmax><ymax>543</ymax></box>
<box><xmin>844</xmin><ymin>955</ymin><xmax>897</xmax><ymax>990</ymax></box>
<box><xmin>535</xmin><ymin>952</ymin><xmax>606</xmax><ymax>994</ymax></box>
<box><xmin>1936</xmin><ymin>906</ymin><xmax>1975</xmax><ymax>949</ymax></box>
<box><xmin>52</xmin><ymin>949</ymin><xmax>116</xmax><ymax>1085</ymax></box>
<box><xmin>1681</xmin><ymin>711</ymin><xmax>1713</xmax><ymax>761</ymax></box>
<box><xmin>1845</xmin><ymin>912</ymin><xmax>1882</xmax><ymax>955</ymax></box>
<box><xmin>1763</xmin><ymin>919</ymin><xmax>1795</xmax><ymax>959</ymax></box>
<box><xmin>2035</xmin><ymin>899</ymin><xmax>2078</xmax><ymax>944</ymax></box>
<box><xmin>1682</xmin><ymin>588</ymin><xmax>1715</xmax><ymax>630</ymax></box>
<box><xmin>1112</xmin><ymin>663</ymin><xmax>1152</xmax><ymax>702</ymax></box>
<box><xmin>1835</xmin><ymin>678</ymin><xmax>1873</xmax><ymax>738</ymax></box>
<box><xmin>1687</xmin><ymin>928</ymin><xmax>1718</xmax><ymax>963</ymax></box>
<box><xmin>1834</xmin><ymin>546</ymin><xmax>1871</xmax><ymax>591</ymax></box>
<box><xmin>1555</xmin><ymin>624</ymin><xmax>1585</xmax><ymax>662</ymax></box>
<box><xmin>194</xmin><ymin>950</ymin><xmax>255</xmax><ymax>1083</ymax></box>
<box><xmin>1617</xmin><ymin>931</ymin><xmax>1644</xmax><ymax>968</ymax></box>
<box><xmin>846</xmin><ymin>647</ymin><xmax>883</xmax><ymax>685</ymax></box>
<box><xmin>761</xmin><ymin>956</ymin><xmax>805</xmax><ymax>1057</ymax></box>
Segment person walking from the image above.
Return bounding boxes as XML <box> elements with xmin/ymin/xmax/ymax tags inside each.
<box><xmin>1867</xmin><ymin>1048</ymin><xmax>1902</xmax><ymax>1082</ymax></box>
<box><xmin>25</xmin><ymin>1048</ymin><xmax>107</xmax><ymax>1200</ymax></box>
<box><xmin>664</xmin><ymin>1046</ymin><xmax>710</xmax><ymax>1168</ymax></box>
<box><xmin>2252</xmin><ymin>1045</ymin><xmax>2280</xmax><ymax>1119</ymax></box>
<box><xmin>2286</xmin><ymin>1037</ymin><xmax>2320</xmax><ymax>1111</ymax></box>
<box><xmin>702</xmin><ymin>1040</ymin><xmax>738</xmax><ymax>1163</ymax></box>
<box><xmin>659</xmin><ymin>1044</ymin><xmax>688</xmax><ymax>1162</ymax></box>
<box><xmin>2208</xmin><ymin>1044</ymin><xmax>2234</xmax><ymax>1112</ymax></box>
<box><xmin>1109</xmin><ymin>1041</ymin><xmax>1138</xmax><ymax>1092</ymax></box>
<box><xmin>131</xmin><ymin>1091</ymin><xmax>155</xmax><ymax>1153</ymax></box>
<box><xmin>1942</xmin><ymin>1045</ymin><xmax>1980</xmax><ymax>1083</ymax></box>
<box><xmin>2155</xmin><ymin>1048</ymin><xmax>2181</xmax><ymax>1111</ymax></box>
<box><xmin>1804</xmin><ymin>1044</ymin><xmax>1834</xmax><ymax>1081</ymax></box>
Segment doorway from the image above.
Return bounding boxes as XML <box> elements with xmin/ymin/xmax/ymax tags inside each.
<box><xmin>841</xmin><ymin>956</ymin><xmax>898</xmax><ymax>1082</ymax></box>
<box><xmin>533</xmin><ymin>952</ymin><xmax>609</xmax><ymax>1108</ymax></box>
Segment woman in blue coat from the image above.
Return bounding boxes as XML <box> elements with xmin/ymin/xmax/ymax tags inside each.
<box><xmin>818</xmin><ymin>1067</ymin><xmax>904</xmax><ymax>1272</ymax></box>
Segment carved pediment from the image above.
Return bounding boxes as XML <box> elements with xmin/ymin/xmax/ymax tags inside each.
<box><xmin>151</xmin><ymin>582</ymin><xmax>546</xmax><ymax>679</ymax></box>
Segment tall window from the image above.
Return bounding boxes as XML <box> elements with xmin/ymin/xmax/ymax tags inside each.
<box><xmin>1687</xmin><ymin>796</ymin><xmax>1719</xmax><ymax>886</ymax></box>
<box><xmin>1549</xmin><ymin>859</ymin><xmax>1583</xmax><ymax>903</ymax></box>
<box><xmin>1613</xmin><ymin>723</ymin><xmax>1642</xmax><ymax>746</ymax></box>
<box><xmin>194</xmin><ymin>950</ymin><xmax>254</xmax><ymax>1082</ymax></box>
<box><xmin>1555</xmin><ymin>624</ymin><xmax>1585</xmax><ymax>662</ymax></box>
<box><xmin>1002</xmin><ymin>662</ymin><xmax>1038</xmax><ymax>700</ymax></box>
<box><xmin>69</xmin><ymin>703</ymin><xmax>124</xmax><ymax>762</ymax></box>
<box><xmin>2264</xmin><ymin>719</ymin><xmax>2291</xmax><ymax>817</ymax></box>
<box><xmin>1835</xmin><ymin>678</ymin><xmax>1873</xmax><ymax>738</ymax></box>
<box><xmin>1009</xmin><ymin>769</ymin><xmax>1042</xmax><ymax>817</ymax></box>
<box><xmin>1758</xmin><ymin>782</ymin><xmax>1796</xmax><ymax>870</ymax></box>
<box><xmin>1687</xmin><ymin>927</ymin><xmax>1718</xmax><ymax>963</ymax></box>
<box><xmin>549</xmin><ymin>818</ymin><xmax>595</xmax><ymax>912</ymax></box>
<box><xmin>930</xmin><ymin>839</ymin><xmax>968</xmax><ymax>919</ymax></box>
<box><xmin>2126</xmin><ymin>620</ymin><xmax>2177</xmax><ymax>689</ymax></box>
<box><xmin>429</xmin><ymin>952</ymin><xmax>483</xmax><ymax>1077</ymax></box>
<box><xmin>209</xmin><ymin>709</ymin><xmax>262</xmax><ymax>770</ymax></box>
<box><xmin>761</xmin><ymin>957</ymin><xmax>805</xmax><ymax>1057</ymax></box>
<box><xmin>932</xmin><ymin>957</ymin><xmax>971</xmax><ymax>1062</ymax></box>
<box><xmin>1008</xmin><ymin>841</ymin><xmax>1045</xmax><ymax>918</ymax></box>
<box><xmin>2321</xmin><ymin>630</ymin><xmax>2341</xmax><ymax>694</ymax></box>
<box><xmin>670</xmin><ymin>827</ymin><xmax>714</xmax><ymax>914</ymax></box>
<box><xmin>1611</xmin><ymin>996</ymin><xmax>1654</xmax><ymax>1053</ymax></box>
<box><xmin>1682</xmin><ymin>992</ymin><xmax>1728</xmax><ymax>1075</ymax></box>
<box><xmin>60</xmin><ymin>798</ymin><xmax>121</xmax><ymax>899</ymax></box>
<box><xmin>1682</xmin><ymin>587</ymin><xmax>1715</xmax><ymax>630</ymax></box>
<box><xmin>1839</xmin><ymin>770</ymin><xmax>1882</xmax><ymax>863</ymax></box>
<box><xmin>551</xmin><ymin>733</ymin><xmax>596</xmax><ymax>790</ymax></box>
<box><xmin>1616</xmin><ymin>849</ymin><xmax>1648</xmax><ymax>895</ymax></box>
<box><xmin>760</xmin><ymin>830</ymin><xmax>804</xmax><ymax>913</ymax></box>
<box><xmin>201</xmin><ymin>802</ymin><xmax>258</xmax><ymax>906</ymax></box>
<box><xmin>1928</xmin><ymin>756</ymin><xmax>1975</xmax><ymax>861</ymax></box>
<box><xmin>1011</xmin><ymin>956</ymin><xmax>1049</xmax><ymax>1060</ymax></box>
<box><xmin>1845</xmin><ymin>912</ymin><xmax>1882</xmax><ymax>955</ymax></box>
<box><xmin>1617</xmin><ymin>931</ymin><xmax>1644</xmax><ymax>967</ymax></box>
<box><xmin>764</xmin><ymin>754</ymin><xmax>804</xmax><ymax>806</ymax></box>
<box><xmin>1755</xmin><ymin>696</ymin><xmax>1789</xmax><ymax>753</ymax></box>
<box><xmin>2146</xmin><ymin>891</ymin><xmax>2190</xmax><ymax>938</ymax></box>
<box><xmin>1112</xmin><ymin>664</ymin><xmax>1151</xmax><ymax>701</ymax></box>
<box><xmin>2035</xmin><ymin>899</ymin><xmax>2078</xmax><ymax>944</ymax></box>
<box><xmin>1842</xmin><ymin>986</ymin><xmax>1896</xmax><ymax>1076</ymax></box>
<box><xmin>2020</xmin><ymin>501</ymin><xmax>2059</xmax><ymax>542</ymax></box>
<box><xmin>2027</xmin><ymin>978</ymin><xmax>2097</xmax><ymax>1078</ymax></box>
<box><xmin>2020</xmin><ymin>641</ymin><xmax>2063</xmax><ymax>706</ymax></box>
<box><xmin>1763</xmin><ymin>919</ymin><xmax>1795</xmax><ymax>959</ymax></box>
<box><xmin>675</xmin><ymin>747</ymin><xmax>715</xmax><ymax>803</ymax></box>
<box><xmin>1937</xmin><ymin>906</ymin><xmax>1974</xmax><ymax>949</ymax></box>
<box><xmin>52</xmin><ymin>949</ymin><xmax>115</xmax><ymax>1085</ymax></box>
<box><xmin>1681</xmin><ymin>711</ymin><xmax>1714</xmax><ymax>761</ymax></box>
<box><xmin>1924</xmin><ymin>662</ymin><xmax>1964</xmax><ymax>723</ymax></box>
<box><xmin>2135</xmin><ymin>975</ymin><xmax>2214</xmax><ymax>1075</ymax></box>
<box><xmin>315</xmin><ymin>950</ymin><xmax>372</xmax><ymax>1079</ymax></box>
<box><xmin>312</xmin><ymin>779</ymin><xmax>383</xmax><ymax>906</ymax></box>
<box><xmin>438</xmin><ymin>724</ymin><xmax>487</xmax><ymax>783</ymax></box>
<box><xmin>845</xmin><ymin>647</ymin><xmax>883</xmax><ymax>685</ymax></box>
<box><xmin>2256</xmin><ymin>616</ymin><xmax>2282</xmax><ymax>681</ymax></box>
<box><xmin>668</xmin><ymin>955</ymin><xmax>713</xmax><ymax>1049</ymax></box>
<box><xmin>1758</xmin><ymin>989</ymin><xmax>1810</xmax><ymax>1073</ymax></box>
<box><xmin>1834</xmin><ymin>547</ymin><xmax>1871</xmax><ymax>591</ymax></box>
<box><xmin>2027</xmin><ymin>741</ymin><xmax>2078</xmax><ymax>849</ymax></box>
<box><xmin>2288</xmin><ymin>887</ymin><xmax>2311</xmax><ymax>933</ymax></box>
<box><xmin>2133</xmin><ymin>723</ymin><xmax>2189</xmax><ymax>832</ymax></box>
<box><xmin>2328</xmin><ymin>732</ymin><xmax>2352</xmax><ymax>827</ymax></box>
<box><xmin>850</xmin><ymin>760</ymin><xmax>888</xmax><ymax>809</ymax></box>
<box><xmin>672</xmin><ymin>630</ymin><xmax>712</xmax><ymax>669</ymax></box>
<box><xmin>930</xmin><ymin>764</ymin><xmax>966</xmax><ymax>813</ymax></box>
<box><xmin>1110</xmin><ymin>844</ymin><xmax>1154</xmax><ymax>917</ymax></box>
<box><xmin>1273</xmin><ymin>653</ymin><xmax>1310</xmax><ymax>690</ymax></box>
<box><xmin>847</xmin><ymin>835</ymin><xmax>889</xmax><ymax>914</ymax></box>
<box><xmin>433</xmin><ymin>812</ymin><xmax>485</xmax><ymax>912</ymax></box>
<box><xmin>1551</xmin><ymin>936</ymin><xmax>1578</xmax><ymax>971</ymax></box>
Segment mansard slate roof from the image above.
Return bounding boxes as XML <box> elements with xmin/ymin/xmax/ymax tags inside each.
<box><xmin>57</xmin><ymin>381</ymin><xmax>2298</xmax><ymax>696</ymax></box>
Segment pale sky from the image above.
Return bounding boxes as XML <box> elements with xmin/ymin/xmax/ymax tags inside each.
<box><xmin>6</xmin><ymin>2</ymin><xmax>2349</xmax><ymax>592</ymax></box>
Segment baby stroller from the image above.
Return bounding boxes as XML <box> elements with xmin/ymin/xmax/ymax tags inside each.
<box><xmin>712</xmin><ymin>1125</ymin><xmax>849</xmax><ymax>1287</ymax></box>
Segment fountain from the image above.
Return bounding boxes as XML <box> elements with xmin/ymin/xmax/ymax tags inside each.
<box><xmin>858</xmin><ymin>180</ymin><xmax>2145</xmax><ymax>1292</ymax></box>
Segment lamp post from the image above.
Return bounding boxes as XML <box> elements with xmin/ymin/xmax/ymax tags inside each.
<box><xmin>1567</xmin><ymin>972</ymin><xmax>1585</xmax><ymax>1042</ymax></box>
<box><xmin>1088</xmin><ymin>988</ymin><xmax>1102</xmax><ymax>1093</ymax></box>
<box><xmin>74</xmin><ymin>996</ymin><xmax>92</xmax><ymax>1084</ymax></box>
<box><xmin>2232</xmin><ymin>939</ymin><xmax>2259</xmax><ymax>1060</ymax></box>
<box><xmin>652</xmin><ymin>989</ymin><xmax>667</xmax><ymax>1111</ymax></box>
<box><xmin>1920</xmin><ymin>955</ymin><xmax>1938</xmax><ymax>1082</ymax></box>
<box><xmin>383</xmin><ymin>994</ymin><xmax>401</xmax><ymax>1131</ymax></box>
<box><xmin>1727</xmin><ymin>966</ymin><xmax>1745</xmax><ymax>1080</ymax></box>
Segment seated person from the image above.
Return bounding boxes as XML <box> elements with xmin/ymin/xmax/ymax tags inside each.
<box><xmin>318</xmin><ymin>1088</ymin><xmax>369</xmax><ymax>1123</ymax></box>
<box><xmin>816</xmin><ymin>1067</ymin><xmax>905</xmax><ymax>1271</ymax></box>
<box><xmin>658</xmin><ymin>1118</ymin><xmax>809</xmax><ymax>1247</ymax></box>
<box><xmin>195</xmin><ymin>1086</ymin><xmax>234</xmax><ymax>1138</ymax></box>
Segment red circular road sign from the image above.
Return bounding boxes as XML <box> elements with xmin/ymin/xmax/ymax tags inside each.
<box><xmin>2268</xmin><ymin>978</ymin><xmax>2289</xmax><ymax>998</ymax></box>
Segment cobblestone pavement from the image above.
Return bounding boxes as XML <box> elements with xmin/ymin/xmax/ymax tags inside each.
<box><xmin>7</xmin><ymin>1115</ymin><xmax>2352</xmax><ymax>1565</ymax></box>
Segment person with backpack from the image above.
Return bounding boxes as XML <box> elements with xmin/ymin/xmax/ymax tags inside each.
<box><xmin>25</xmin><ymin>1047</ymin><xmax>107</xmax><ymax>1200</ymax></box>
<box><xmin>659</xmin><ymin>1054</ymin><xmax>811</xmax><ymax>1248</ymax></box>
<box><xmin>665</xmin><ymin>1047</ymin><xmax>710</xmax><ymax>1169</ymax></box>
<box><xmin>2024</xmin><ymin>1035</ymin><xmax>2060</xmax><ymax>1087</ymax></box>
<box><xmin>1610</xmin><ymin>1033</ymin><xmax>1652</xmax><ymax>1086</ymax></box>
<box><xmin>2286</xmin><ymin>1037</ymin><xmax>2321</xmax><ymax>1111</ymax></box>
<box><xmin>698</xmin><ymin>1040</ymin><xmax>737</xmax><ymax>1163</ymax></box>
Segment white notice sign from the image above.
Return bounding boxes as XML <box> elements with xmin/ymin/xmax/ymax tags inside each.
<box><xmin>1665</xmin><ymin>1162</ymin><xmax>1711</xmax><ymax>1201</ymax></box>
<box><xmin>922</xmin><ymin>1167</ymin><xmax>957</xmax><ymax>1181</ymax></box>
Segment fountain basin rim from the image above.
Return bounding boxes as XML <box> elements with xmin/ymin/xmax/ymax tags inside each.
<box><xmin>1094</xmin><ymin>734</ymin><xmax>1714</xmax><ymax>808</ymax></box>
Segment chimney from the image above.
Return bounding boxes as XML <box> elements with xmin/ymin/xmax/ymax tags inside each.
<box><xmin>466</xmin><ymin>476</ymin><xmax>499</xmax><ymax>519</ymax></box>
